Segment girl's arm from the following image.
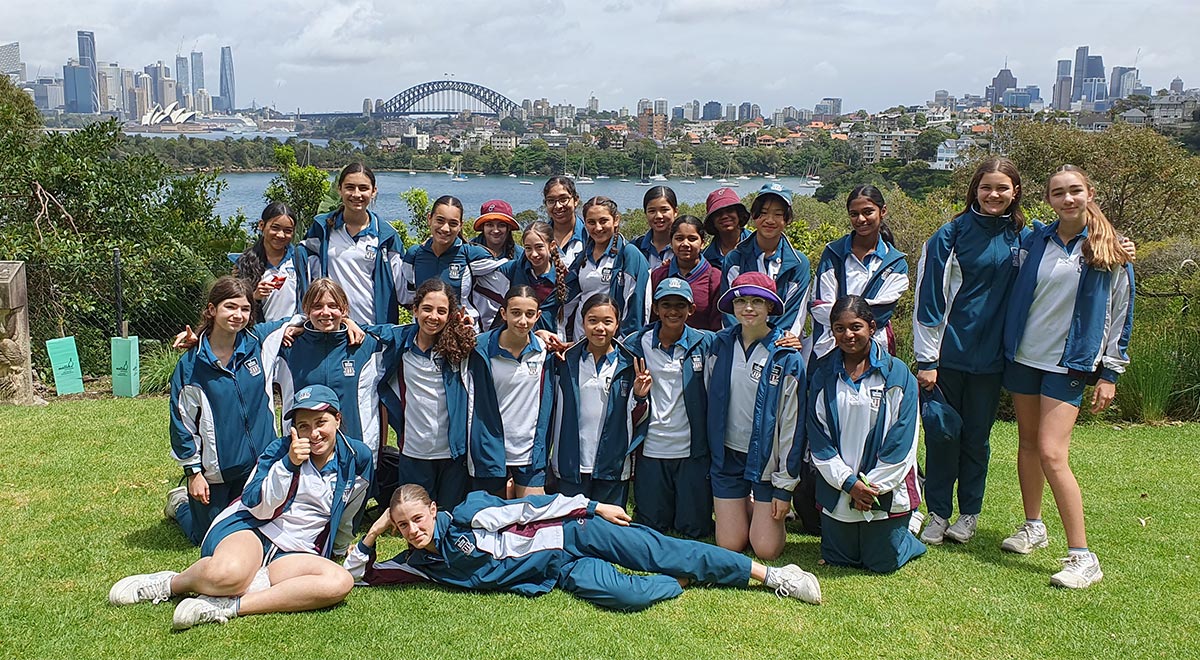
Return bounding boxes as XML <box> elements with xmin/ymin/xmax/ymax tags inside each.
<box><xmin>807</xmin><ymin>386</ymin><xmax>857</xmax><ymax>492</ymax></box>
<box><xmin>168</xmin><ymin>360</ymin><xmax>204</xmax><ymax>477</ymax></box>
<box><xmin>768</xmin><ymin>358</ymin><xmax>807</xmax><ymax>502</ymax></box>
<box><xmin>862</xmin><ymin>379</ymin><xmax>921</xmax><ymax>494</ymax></box>
<box><xmin>454</xmin><ymin>490</ymin><xmax>598</xmax><ymax>531</ymax></box>
<box><xmin>912</xmin><ymin>225</ymin><xmax>958</xmax><ymax>371</ymax></box>
<box><xmin>240</xmin><ymin>436</ymin><xmax>301</xmax><ymax>520</ymax></box>
<box><xmin>343</xmin><ymin>514</ymin><xmax>427</xmax><ymax>586</ymax></box>
<box><xmin>1098</xmin><ymin>264</ymin><xmax>1135</xmax><ymax>384</ymax></box>
<box><xmin>864</xmin><ymin>261</ymin><xmax>911</xmax><ymax>325</ymax></box>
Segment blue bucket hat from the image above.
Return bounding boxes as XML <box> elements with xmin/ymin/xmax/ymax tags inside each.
<box><xmin>919</xmin><ymin>385</ymin><xmax>962</xmax><ymax>449</ymax></box>
<box><xmin>654</xmin><ymin>277</ymin><xmax>694</xmax><ymax>303</ymax></box>
<box><xmin>285</xmin><ymin>384</ymin><xmax>342</xmax><ymax>420</ymax></box>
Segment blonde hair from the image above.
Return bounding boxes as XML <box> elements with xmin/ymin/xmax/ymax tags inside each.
<box><xmin>1047</xmin><ymin>165</ymin><xmax>1128</xmax><ymax>270</ymax></box>
<box><xmin>389</xmin><ymin>483</ymin><xmax>433</xmax><ymax>509</ymax></box>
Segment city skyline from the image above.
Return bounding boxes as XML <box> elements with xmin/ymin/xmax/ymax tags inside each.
<box><xmin>4</xmin><ymin>0</ymin><xmax>1198</xmax><ymax>114</ymax></box>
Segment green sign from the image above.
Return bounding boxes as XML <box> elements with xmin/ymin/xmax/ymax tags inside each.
<box><xmin>111</xmin><ymin>336</ymin><xmax>140</xmax><ymax>398</ymax></box>
<box><xmin>46</xmin><ymin>336</ymin><xmax>84</xmax><ymax>396</ymax></box>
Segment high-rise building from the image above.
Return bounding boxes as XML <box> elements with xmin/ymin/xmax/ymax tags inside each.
<box><xmin>133</xmin><ymin>72</ymin><xmax>152</xmax><ymax>118</ymax></box>
<box><xmin>193</xmin><ymin>88</ymin><xmax>212</xmax><ymax>114</ymax></box>
<box><xmin>1087</xmin><ymin>55</ymin><xmax>1105</xmax><ymax>81</ymax></box>
<box><xmin>31</xmin><ymin>77</ymin><xmax>65</xmax><ymax>111</ymax></box>
<box><xmin>815</xmin><ymin>97</ymin><xmax>842</xmax><ymax>119</ymax></box>
<box><xmin>933</xmin><ymin>89</ymin><xmax>949</xmax><ymax>107</ymax></box>
<box><xmin>1057</xmin><ymin>59</ymin><xmax>1072</xmax><ymax>78</ymax></box>
<box><xmin>724</xmin><ymin>103</ymin><xmax>735</xmax><ymax>121</ymax></box>
<box><xmin>1052</xmin><ymin>76</ymin><xmax>1073</xmax><ymax>111</ymax></box>
<box><xmin>653</xmin><ymin>98</ymin><xmax>667</xmax><ymax>115</ymax></box>
<box><xmin>750</xmin><ymin>104</ymin><xmax>761</xmax><ymax>120</ymax></box>
<box><xmin>158</xmin><ymin>78</ymin><xmax>177</xmax><ymax>109</ymax></box>
<box><xmin>77</xmin><ymin>31</ymin><xmax>99</xmax><ymax>112</ymax></box>
<box><xmin>96</xmin><ymin>62</ymin><xmax>124</xmax><ymax>114</ymax></box>
<box><xmin>702</xmin><ymin>100</ymin><xmax>722</xmax><ymax>121</ymax></box>
<box><xmin>219</xmin><ymin>45</ymin><xmax>235</xmax><ymax>112</ymax></box>
<box><xmin>671</xmin><ymin>106</ymin><xmax>684</xmax><ymax>120</ymax></box>
<box><xmin>175</xmin><ymin>55</ymin><xmax>190</xmax><ymax>105</ymax></box>
<box><xmin>987</xmin><ymin>67</ymin><xmax>1017</xmax><ymax>106</ymax></box>
<box><xmin>1072</xmin><ymin>46</ymin><xmax>1089</xmax><ymax>102</ymax></box>
<box><xmin>190</xmin><ymin>51</ymin><xmax>204</xmax><ymax>99</ymax></box>
<box><xmin>1</xmin><ymin>42</ymin><xmax>26</xmax><ymax>83</ymax></box>
<box><xmin>1171</xmin><ymin>77</ymin><xmax>1184</xmax><ymax>94</ymax></box>
<box><xmin>737</xmin><ymin>102</ymin><xmax>751</xmax><ymax>121</ymax></box>
<box><xmin>64</xmin><ymin>58</ymin><xmax>99</xmax><ymax>114</ymax></box>
<box><xmin>143</xmin><ymin>61</ymin><xmax>169</xmax><ymax>106</ymax></box>
<box><xmin>1080</xmin><ymin>77</ymin><xmax>1107</xmax><ymax>103</ymax></box>
<box><xmin>1109</xmin><ymin>66</ymin><xmax>1135</xmax><ymax>99</ymax></box>
<box><xmin>588</xmin><ymin>94</ymin><xmax>599</xmax><ymax>113</ymax></box>
<box><xmin>636</xmin><ymin>98</ymin><xmax>651</xmax><ymax>115</ymax></box>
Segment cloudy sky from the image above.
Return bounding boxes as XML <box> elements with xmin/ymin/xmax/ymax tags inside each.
<box><xmin>7</xmin><ymin>0</ymin><xmax>1198</xmax><ymax>113</ymax></box>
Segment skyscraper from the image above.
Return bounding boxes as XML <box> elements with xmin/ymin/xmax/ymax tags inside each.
<box><xmin>219</xmin><ymin>45</ymin><xmax>235</xmax><ymax>112</ymax></box>
<box><xmin>1171</xmin><ymin>77</ymin><xmax>1184</xmax><ymax>94</ymax></box>
<box><xmin>1087</xmin><ymin>55</ymin><xmax>1105</xmax><ymax>81</ymax></box>
<box><xmin>738</xmin><ymin>102</ymin><xmax>751</xmax><ymax>121</ymax></box>
<box><xmin>1109</xmin><ymin>66</ymin><xmax>1135</xmax><ymax>99</ymax></box>
<box><xmin>190</xmin><ymin>51</ymin><xmax>204</xmax><ymax>98</ymax></box>
<box><xmin>1057</xmin><ymin>59</ymin><xmax>1072</xmax><ymax>78</ymax></box>
<box><xmin>76</xmin><ymin>31</ymin><xmax>99</xmax><ymax>113</ymax></box>
<box><xmin>987</xmin><ymin>67</ymin><xmax>1016</xmax><ymax>106</ymax></box>
<box><xmin>64</xmin><ymin>58</ymin><xmax>98</xmax><ymax>114</ymax></box>
<box><xmin>143</xmin><ymin>61</ymin><xmax>169</xmax><ymax>106</ymax></box>
<box><xmin>1</xmin><ymin>42</ymin><xmax>25</xmax><ymax>83</ymax></box>
<box><xmin>175</xmin><ymin>55</ymin><xmax>190</xmax><ymax>101</ymax></box>
<box><xmin>1072</xmin><ymin>46</ymin><xmax>1089</xmax><ymax>102</ymax></box>
<box><xmin>702</xmin><ymin>100</ymin><xmax>722</xmax><ymax>121</ymax></box>
<box><xmin>653</xmin><ymin>98</ymin><xmax>667</xmax><ymax>115</ymax></box>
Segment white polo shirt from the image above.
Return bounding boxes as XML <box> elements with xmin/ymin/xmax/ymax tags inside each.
<box><xmin>488</xmin><ymin>334</ymin><xmax>546</xmax><ymax>466</ymax></box>
<box><xmin>641</xmin><ymin>330</ymin><xmax>692</xmax><ymax>459</ymax></box>
<box><xmin>1015</xmin><ymin>232</ymin><xmax>1085</xmax><ymax>374</ymax></box>
<box><xmin>259</xmin><ymin>460</ymin><xmax>337</xmax><ymax>553</ymax></box>
<box><xmin>259</xmin><ymin>246</ymin><xmax>300</xmax><ymax>322</ymax></box>
<box><xmin>324</xmin><ymin>224</ymin><xmax>380</xmax><ymax>326</ymax></box>
<box><xmin>578</xmin><ymin>350</ymin><xmax>618</xmax><ymax>474</ymax></box>
<box><xmin>725</xmin><ymin>338</ymin><xmax>771</xmax><ymax>453</ymax></box>
<box><xmin>400</xmin><ymin>348</ymin><xmax>452</xmax><ymax>460</ymax></box>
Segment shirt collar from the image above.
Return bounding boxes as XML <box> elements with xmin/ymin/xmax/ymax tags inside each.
<box><xmin>582</xmin><ymin>346</ymin><xmax>617</xmax><ymax>370</ymax></box>
<box><xmin>333</xmin><ymin>210</ymin><xmax>379</xmax><ymax>238</ymax></box>
<box><xmin>1047</xmin><ymin>220</ymin><xmax>1088</xmax><ymax>250</ymax></box>
<box><xmin>266</xmin><ymin>244</ymin><xmax>295</xmax><ymax>269</ymax></box>
<box><xmin>668</xmin><ymin>256</ymin><xmax>710</xmax><ymax>280</ymax></box>
<box><xmin>487</xmin><ymin>328</ymin><xmax>544</xmax><ymax>361</ymax></box>
<box><xmin>835</xmin><ymin>342</ymin><xmax>888</xmax><ymax>388</ymax></box>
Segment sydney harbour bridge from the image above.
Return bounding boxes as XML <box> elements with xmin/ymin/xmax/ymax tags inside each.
<box><xmin>298</xmin><ymin>79</ymin><xmax>519</xmax><ymax>120</ymax></box>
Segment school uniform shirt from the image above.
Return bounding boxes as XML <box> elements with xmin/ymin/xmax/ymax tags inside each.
<box><xmin>551</xmin><ymin>340</ymin><xmax>649</xmax><ymax>483</ymax></box>
<box><xmin>169</xmin><ymin>320</ymin><xmax>291</xmax><ymax>484</ymax></box>
<box><xmin>207</xmin><ymin>430</ymin><xmax>373</xmax><ymax>558</ymax></box>
<box><xmin>273</xmin><ymin>324</ymin><xmax>395</xmax><ymax>459</ymax></box>
<box><xmin>564</xmin><ymin>235</ymin><xmax>652</xmax><ymax>342</ymax></box>
<box><xmin>702</xmin><ymin>229</ymin><xmax>751</xmax><ymax>268</ymax></box>
<box><xmin>303</xmin><ymin>209</ymin><xmax>405</xmax><ymax>325</ymax></box>
<box><xmin>377</xmin><ymin>325</ymin><xmax>487</xmax><ymax>474</ymax></box>
<box><xmin>721</xmin><ymin>232</ymin><xmax>811</xmax><ymax>336</ymax></box>
<box><xmin>468</xmin><ymin>329</ymin><xmax>554</xmax><ymax>476</ymax></box>
<box><xmin>634</xmin><ymin>231</ymin><xmax>674</xmax><ymax>270</ymax></box>
<box><xmin>479</xmin><ymin>257</ymin><xmax>565</xmax><ymax>335</ymax></box>
<box><xmin>1003</xmin><ymin>221</ymin><xmax>1135</xmax><ymax>382</ymax></box>
<box><xmin>468</xmin><ymin>236</ymin><xmax>525</xmax><ymax>332</ymax></box>
<box><xmin>624</xmin><ymin>323</ymin><xmax>715</xmax><ymax>460</ymax></box>
<box><xmin>913</xmin><ymin>206</ymin><xmax>1030</xmax><ymax>375</ymax></box>
<box><xmin>808</xmin><ymin>343</ymin><xmax>921</xmax><ymax>523</ymax></box>
<box><xmin>237</xmin><ymin>245</ymin><xmax>308</xmax><ymax>323</ymax></box>
<box><xmin>808</xmin><ymin>234</ymin><xmax>909</xmax><ymax>360</ymax></box>
<box><xmin>650</xmin><ymin>259</ymin><xmax>723</xmax><ymax>331</ymax></box>
<box><xmin>401</xmin><ymin>237</ymin><xmax>507</xmax><ymax>330</ymax></box>
<box><xmin>705</xmin><ymin>324</ymin><xmax>807</xmax><ymax>501</ymax></box>
<box><xmin>345</xmin><ymin>492</ymin><xmax>601</xmax><ymax>591</ymax></box>
<box><xmin>558</xmin><ymin>217</ymin><xmax>589</xmax><ymax>267</ymax></box>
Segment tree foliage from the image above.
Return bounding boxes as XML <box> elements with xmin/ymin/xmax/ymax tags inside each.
<box><xmin>263</xmin><ymin>145</ymin><xmax>332</xmax><ymax>237</ymax></box>
<box><xmin>0</xmin><ymin>76</ymin><xmax>40</xmax><ymax>132</ymax></box>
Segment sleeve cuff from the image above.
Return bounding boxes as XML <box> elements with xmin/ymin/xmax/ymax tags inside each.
<box><xmin>184</xmin><ymin>464</ymin><xmax>203</xmax><ymax>476</ymax></box>
<box><xmin>917</xmin><ymin>360</ymin><xmax>939</xmax><ymax>371</ymax></box>
<box><xmin>586</xmin><ymin>500</ymin><xmax>599</xmax><ymax>517</ymax></box>
<box><xmin>841</xmin><ymin>475</ymin><xmax>858</xmax><ymax>493</ymax></box>
<box><xmin>284</xmin><ymin>457</ymin><xmax>304</xmax><ymax>473</ymax></box>
<box><xmin>1099</xmin><ymin>368</ymin><xmax>1119</xmax><ymax>384</ymax></box>
<box><xmin>773</xmin><ymin>487</ymin><xmax>793</xmax><ymax>502</ymax></box>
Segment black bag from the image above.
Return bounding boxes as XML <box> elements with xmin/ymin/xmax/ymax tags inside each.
<box><xmin>374</xmin><ymin>445</ymin><xmax>402</xmax><ymax>506</ymax></box>
<box><xmin>790</xmin><ymin>459</ymin><xmax>823</xmax><ymax>537</ymax></box>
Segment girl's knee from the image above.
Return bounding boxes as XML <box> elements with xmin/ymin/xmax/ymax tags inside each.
<box><xmin>203</xmin><ymin>560</ymin><xmax>256</xmax><ymax>595</ymax></box>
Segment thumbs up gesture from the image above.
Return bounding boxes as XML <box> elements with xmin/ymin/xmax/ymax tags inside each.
<box><xmin>288</xmin><ymin>426</ymin><xmax>311</xmax><ymax>466</ymax></box>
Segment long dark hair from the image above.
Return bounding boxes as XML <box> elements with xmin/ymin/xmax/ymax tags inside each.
<box><xmin>845</xmin><ymin>185</ymin><xmax>895</xmax><ymax>246</ymax></box>
<box><xmin>237</xmin><ymin>202</ymin><xmax>296</xmax><ymax>320</ymax></box>
<box><xmin>413</xmin><ymin>279</ymin><xmax>476</xmax><ymax>364</ymax></box>
<box><xmin>962</xmin><ymin>157</ymin><xmax>1025</xmax><ymax>231</ymax></box>
<box><xmin>197</xmin><ymin>276</ymin><xmax>256</xmax><ymax>336</ymax></box>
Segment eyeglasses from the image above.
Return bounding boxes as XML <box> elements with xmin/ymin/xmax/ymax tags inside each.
<box><xmin>732</xmin><ymin>297</ymin><xmax>770</xmax><ymax>309</ymax></box>
<box><xmin>545</xmin><ymin>196</ymin><xmax>574</xmax><ymax>208</ymax></box>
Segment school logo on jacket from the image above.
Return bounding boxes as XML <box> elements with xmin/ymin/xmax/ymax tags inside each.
<box><xmin>454</xmin><ymin>534</ymin><xmax>476</xmax><ymax>555</ymax></box>
<box><xmin>342</xmin><ymin>360</ymin><xmax>355</xmax><ymax>377</ymax></box>
<box><xmin>526</xmin><ymin>359</ymin><xmax>540</xmax><ymax>376</ymax></box>
<box><xmin>245</xmin><ymin>358</ymin><xmax>261</xmax><ymax>377</ymax></box>
<box><xmin>619</xmin><ymin>378</ymin><xmax>630</xmax><ymax>397</ymax></box>
<box><xmin>448</xmin><ymin>263</ymin><xmax>463</xmax><ymax>280</ymax></box>
<box><xmin>769</xmin><ymin>365</ymin><xmax>782</xmax><ymax>386</ymax></box>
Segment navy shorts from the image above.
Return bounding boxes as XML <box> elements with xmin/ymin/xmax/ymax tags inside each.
<box><xmin>711</xmin><ymin>449</ymin><xmax>776</xmax><ymax>501</ymax></box>
<box><xmin>475</xmin><ymin>463</ymin><xmax>548</xmax><ymax>494</ymax></box>
<box><xmin>1003</xmin><ymin>360</ymin><xmax>1086</xmax><ymax>407</ymax></box>
<box><xmin>200</xmin><ymin>515</ymin><xmax>307</xmax><ymax>565</ymax></box>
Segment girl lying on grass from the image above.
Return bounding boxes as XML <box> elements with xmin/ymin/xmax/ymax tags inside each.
<box><xmin>344</xmin><ymin>484</ymin><xmax>821</xmax><ymax>611</ymax></box>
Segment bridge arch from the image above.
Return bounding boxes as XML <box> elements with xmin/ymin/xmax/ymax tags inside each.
<box><xmin>378</xmin><ymin>80</ymin><xmax>519</xmax><ymax>117</ymax></box>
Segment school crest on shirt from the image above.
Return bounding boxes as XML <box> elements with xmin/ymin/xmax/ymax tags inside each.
<box><xmin>454</xmin><ymin>534</ymin><xmax>476</xmax><ymax>555</ymax></box>
<box><xmin>619</xmin><ymin>378</ymin><xmax>630</xmax><ymax>397</ymax></box>
<box><xmin>244</xmin><ymin>358</ymin><xmax>261</xmax><ymax>377</ymax></box>
<box><xmin>363</xmin><ymin>245</ymin><xmax>377</xmax><ymax>261</ymax></box>
<box><xmin>342</xmin><ymin>359</ymin><xmax>355</xmax><ymax>377</ymax></box>
<box><xmin>1010</xmin><ymin>246</ymin><xmax>1020</xmax><ymax>267</ymax></box>
<box><xmin>526</xmin><ymin>359</ymin><xmax>541</xmax><ymax>375</ymax></box>
<box><xmin>448</xmin><ymin>263</ymin><xmax>465</xmax><ymax>280</ymax></box>
<box><xmin>601</xmin><ymin>267</ymin><xmax>613</xmax><ymax>283</ymax></box>
<box><xmin>869</xmin><ymin>386</ymin><xmax>884</xmax><ymax>409</ymax></box>
<box><xmin>769</xmin><ymin>365</ymin><xmax>782</xmax><ymax>386</ymax></box>
<box><xmin>751</xmin><ymin>363</ymin><xmax>764</xmax><ymax>381</ymax></box>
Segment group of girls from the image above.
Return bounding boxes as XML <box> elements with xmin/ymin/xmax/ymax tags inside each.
<box><xmin>113</xmin><ymin>156</ymin><xmax>1135</xmax><ymax>630</ymax></box>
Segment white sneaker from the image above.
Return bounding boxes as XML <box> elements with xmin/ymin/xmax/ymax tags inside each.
<box><xmin>109</xmin><ymin>571</ymin><xmax>178</xmax><ymax>606</ymax></box>
<box><xmin>770</xmin><ymin>564</ymin><xmax>822</xmax><ymax>605</ymax></box>
<box><xmin>1000</xmin><ymin>521</ymin><xmax>1049</xmax><ymax>554</ymax></box>
<box><xmin>908</xmin><ymin>511</ymin><xmax>925</xmax><ymax>536</ymax></box>
<box><xmin>165</xmin><ymin>486</ymin><xmax>188</xmax><ymax>521</ymax></box>
<box><xmin>945</xmin><ymin>514</ymin><xmax>978</xmax><ymax>543</ymax></box>
<box><xmin>920</xmin><ymin>513</ymin><xmax>950</xmax><ymax>545</ymax></box>
<box><xmin>1050</xmin><ymin>552</ymin><xmax>1103</xmax><ymax>589</ymax></box>
<box><xmin>173</xmin><ymin>595</ymin><xmax>238</xmax><ymax>630</ymax></box>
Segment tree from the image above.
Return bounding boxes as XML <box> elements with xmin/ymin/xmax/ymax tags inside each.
<box><xmin>914</xmin><ymin>129</ymin><xmax>950</xmax><ymax>160</ymax></box>
<box><xmin>263</xmin><ymin>145</ymin><xmax>332</xmax><ymax>237</ymax></box>
<box><xmin>0</xmin><ymin>77</ymin><xmax>40</xmax><ymax>132</ymax></box>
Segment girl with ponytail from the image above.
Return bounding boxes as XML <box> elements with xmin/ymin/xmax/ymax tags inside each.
<box><xmin>477</xmin><ymin>221</ymin><xmax>569</xmax><ymax>335</ymax></box>
<box><xmin>998</xmin><ymin>165</ymin><xmax>1135</xmax><ymax>589</ymax></box>
<box><xmin>236</xmin><ymin>202</ymin><xmax>308</xmax><ymax>322</ymax></box>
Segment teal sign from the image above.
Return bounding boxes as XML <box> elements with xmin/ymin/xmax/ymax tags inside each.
<box><xmin>46</xmin><ymin>336</ymin><xmax>84</xmax><ymax>396</ymax></box>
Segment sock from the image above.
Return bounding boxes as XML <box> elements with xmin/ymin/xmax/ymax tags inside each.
<box><xmin>763</xmin><ymin>567</ymin><xmax>781</xmax><ymax>588</ymax></box>
<box><xmin>1068</xmin><ymin>547</ymin><xmax>1090</xmax><ymax>555</ymax></box>
<box><xmin>1026</xmin><ymin>518</ymin><xmax>1044</xmax><ymax>527</ymax></box>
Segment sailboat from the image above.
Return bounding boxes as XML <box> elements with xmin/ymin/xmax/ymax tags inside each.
<box><xmin>700</xmin><ymin>161</ymin><xmax>713</xmax><ymax>180</ymax></box>
<box><xmin>680</xmin><ymin>162</ymin><xmax>696</xmax><ymax>184</ymax></box>
<box><xmin>518</xmin><ymin>164</ymin><xmax>533</xmax><ymax>185</ymax></box>
<box><xmin>575</xmin><ymin>155</ymin><xmax>595</xmax><ymax>184</ymax></box>
<box><xmin>717</xmin><ymin>153</ymin><xmax>734</xmax><ymax>185</ymax></box>
<box><xmin>636</xmin><ymin>160</ymin><xmax>652</xmax><ymax>186</ymax></box>
<box><xmin>649</xmin><ymin>154</ymin><xmax>667</xmax><ymax>182</ymax></box>
<box><xmin>450</xmin><ymin>160</ymin><xmax>467</xmax><ymax>182</ymax></box>
<box><xmin>407</xmin><ymin>157</ymin><xmax>416</xmax><ymax>175</ymax></box>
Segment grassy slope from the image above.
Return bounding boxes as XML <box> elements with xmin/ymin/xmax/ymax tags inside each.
<box><xmin>0</xmin><ymin>398</ymin><xmax>1196</xmax><ymax>660</ymax></box>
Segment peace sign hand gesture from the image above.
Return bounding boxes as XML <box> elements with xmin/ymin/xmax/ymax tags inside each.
<box><xmin>633</xmin><ymin>357</ymin><xmax>652</xmax><ymax>399</ymax></box>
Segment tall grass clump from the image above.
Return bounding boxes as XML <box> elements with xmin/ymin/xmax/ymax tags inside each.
<box><xmin>1116</xmin><ymin>323</ymin><xmax>1180</xmax><ymax>423</ymax></box>
<box><xmin>139</xmin><ymin>342</ymin><xmax>180</xmax><ymax>395</ymax></box>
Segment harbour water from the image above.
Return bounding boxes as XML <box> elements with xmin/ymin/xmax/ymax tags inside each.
<box><xmin>215</xmin><ymin>171</ymin><xmax>817</xmax><ymax>223</ymax></box>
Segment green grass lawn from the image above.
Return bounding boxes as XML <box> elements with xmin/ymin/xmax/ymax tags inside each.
<box><xmin>1</xmin><ymin>397</ymin><xmax>1196</xmax><ymax>660</ymax></box>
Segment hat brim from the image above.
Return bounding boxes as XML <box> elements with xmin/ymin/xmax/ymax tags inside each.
<box><xmin>703</xmin><ymin>204</ymin><xmax>750</xmax><ymax>235</ymax></box>
<box><xmin>755</xmin><ymin>190</ymin><xmax>793</xmax><ymax>209</ymax></box>
<box><xmin>653</xmin><ymin>292</ymin><xmax>694</xmax><ymax>304</ymax></box>
<box><xmin>473</xmin><ymin>214</ymin><xmax>519</xmax><ymax>231</ymax></box>
<box><xmin>716</xmin><ymin>284</ymin><xmax>784</xmax><ymax>315</ymax></box>
<box><xmin>284</xmin><ymin>401</ymin><xmax>336</xmax><ymax>420</ymax></box>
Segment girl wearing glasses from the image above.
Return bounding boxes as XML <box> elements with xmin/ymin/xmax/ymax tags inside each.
<box><xmin>543</xmin><ymin>176</ymin><xmax>587</xmax><ymax>265</ymax></box>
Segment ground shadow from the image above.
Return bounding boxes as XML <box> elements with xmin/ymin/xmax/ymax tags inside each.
<box><xmin>123</xmin><ymin>519</ymin><xmax>195</xmax><ymax>552</ymax></box>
